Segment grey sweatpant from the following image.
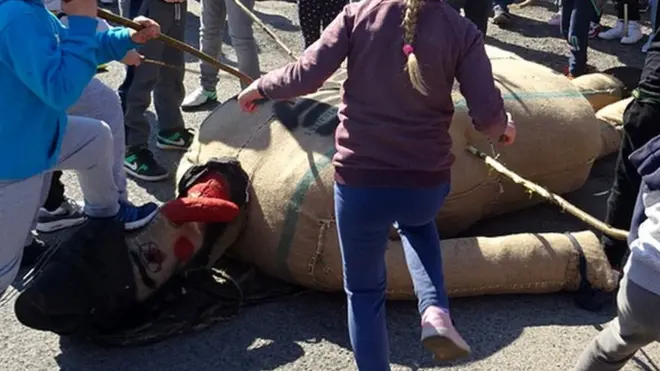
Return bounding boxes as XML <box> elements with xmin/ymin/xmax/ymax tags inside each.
<box><xmin>124</xmin><ymin>0</ymin><xmax>187</xmax><ymax>147</ymax></box>
<box><xmin>574</xmin><ymin>277</ymin><xmax>660</xmax><ymax>371</ymax></box>
<box><xmin>0</xmin><ymin>116</ymin><xmax>119</xmax><ymax>293</ymax></box>
<box><xmin>198</xmin><ymin>0</ymin><xmax>261</xmax><ymax>90</ymax></box>
<box><xmin>68</xmin><ymin>77</ymin><xmax>128</xmax><ymax>199</ymax></box>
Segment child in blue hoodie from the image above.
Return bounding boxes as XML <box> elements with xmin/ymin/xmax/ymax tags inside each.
<box><xmin>574</xmin><ymin>133</ymin><xmax>660</xmax><ymax>371</ymax></box>
<box><xmin>0</xmin><ymin>0</ymin><xmax>161</xmax><ymax>295</ymax></box>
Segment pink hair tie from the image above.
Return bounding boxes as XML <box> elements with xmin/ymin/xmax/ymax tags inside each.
<box><xmin>402</xmin><ymin>44</ymin><xmax>414</xmax><ymax>56</ymax></box>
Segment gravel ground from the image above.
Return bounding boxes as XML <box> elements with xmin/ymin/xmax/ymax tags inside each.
<box><xmin>2</xmin><ymin>1</ymin><xmax>660</xmax><ymax>370</ymax></box>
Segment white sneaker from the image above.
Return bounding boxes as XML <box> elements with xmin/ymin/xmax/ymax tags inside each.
<box><xmin>181</xmin><ymin>87</ymin><xmax>218</xmax><ymax>110</ymax></box>
<box><xmin>548</xmin><ymin>11</ymin><xmax>561</xmax><ymax>26</ymax></box>
<box><xmin>599</xmin><ymin>20</ymin><xmax>625</xmax><ymax>40</ymax></box>
<box><xmin>620</xmin><ymin>22</ymin><xmax>644</xmax><ymax>44</ymax></box>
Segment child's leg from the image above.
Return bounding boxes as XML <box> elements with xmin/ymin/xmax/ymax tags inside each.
<box><xmin>320</xmin><ymin>0</ymin><xmax>347</xmax><ymax>31</ymax></box>
<box><xmin>198</xmin><ymin>0</ymin><xmax>227</xmax><ymax>93</ymax></box>
<box><xmin>297</xmin><ymin>0</ymin><xmax>322</xmax><ymax>48</ymax></box>
<box><xmin>574</xmin><ymin>278</ymin><xmax>660</xmax><ymax>371</ymax></box>
<box><xmin>334</xmin><ymin>183</ymin><xmax>393</xmax><ymax>371</ymax></box>
<box><xmin>562</xmin><ymin>0</ymin><xmax>594</xmax><ymax>77</ymax></box>
<box><xmin>463</xmin><ymin>0</ymin><xmax>490</xmax><ymax>34</ymax></box>
<box><xmin>67</xmin><ymin>78</ymin><xmax>128</xmax><ymax>200</ymax></box>
<box><xmin>226</xmin><ymin>0</ymin><xmax>261</xmax><ymax>87</ymax></box>
<box><xmin>602</xmin><ymin>100</ymin><xmax>660</xmax><ymax>269</ymax></box>
<box><xmin>42</xmin><ymin>171</ymin><xmax>66</xmax><ymax>212</ymax></box>
<box><xmin>396</xmin><ymin>184</ymin><xmax>451</xmax><ymax>315</ymax></box>
<box><xmin>57</xmin><ymin>116</ymin><xmax>120</xmax><ymax>218</ymax></box>
<box><xmin>0</xmin><ymin>174</ymin><xmax>48</xmax><ymax>293</ymax></box>
<box><xmin>396</xmin><ymin>183</ymin><xmax>470</xmax><ymax>360</ymax></box>
<box><xmin>153</xmin><ymin>3</ymin><xmax>191</xmax><ymax>150</ymax></box>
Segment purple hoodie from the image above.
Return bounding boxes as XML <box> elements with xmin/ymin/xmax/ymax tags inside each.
<box><xmin>259</xmin><ymin>0</ymin><xmax>507</xmax><ymax>188</ymax></box>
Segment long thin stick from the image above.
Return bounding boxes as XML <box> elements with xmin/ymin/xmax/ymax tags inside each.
<box><xmin>466</xmin><ymin>145</ymin><xmax>629</xmax><ymax>241</ymax></box>
<box><xmin>97</xmin><ymin>8</ymin><xmax>253</xmax><ymax>85</ymax></box>
<box><xmin>232</xmin><ymin>0</ymin><xmax>298</xmax><ymax>61</ymax></box>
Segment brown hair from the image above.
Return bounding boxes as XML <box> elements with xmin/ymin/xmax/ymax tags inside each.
<box><xmin>402</xmin><ymin>0</ymin><xmax>428</xmax><ymax>95</ymax></box>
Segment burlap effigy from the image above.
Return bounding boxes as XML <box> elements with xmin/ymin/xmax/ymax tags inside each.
<box><xmin>596</xmin><ymin>96</ymin><xmax>633</xmax><ymax>158</ymax></box>
<box><xmin>177</xmin><ymin>47</ymin><xmax>614</xmax><ymax>297</ymax></box>
<box><xmin>570</xmin><ymin>73</ymin><xmax>627</xmax><ymax>112</ymax></box>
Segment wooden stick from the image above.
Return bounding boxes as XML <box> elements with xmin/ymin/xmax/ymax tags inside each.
<box><xmin>232</xmin><ymin>0</ymin><xmax>298</xmax><ymax>61</ymax></box>
<box><xmin>97</xmin><ymin>8</ymin><xmax>253</xmax><ymax>85</ymax></box>
<box><xmin>466</xmin><ymin>145</ymin><xmax>630</xmax><ymax>241</ymax></box>
<box><xmin>624</xmin><ymin>3</ymin><xmax>629</xmax><ymax>37</ymax></box>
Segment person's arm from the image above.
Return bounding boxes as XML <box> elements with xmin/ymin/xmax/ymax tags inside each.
<box><xmin>96</xmin><ymin>17</ymin><xmax>112</xmax><ymax>32</ymax></box>
<box><xmin>94</xmin><ymin>27</ymin><xmax>140</xmax><ymax>65</ymax></box>
<box><xmin>258</xmin><ymin>6</ymin><xmax>353</xmax><ymax>100</ymax></box>
<box><xmin>0</xmin><ymin>11</ymin><xmax>99</xmax><ymax>111</ymax></box>
<box><xmin>455</xmin><ymin>29</ymin><xmax>507</xmax><ymax>141</ymax></box>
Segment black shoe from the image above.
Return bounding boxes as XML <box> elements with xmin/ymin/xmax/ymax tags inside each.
<box><xmin>156</xmin><ymin>128</ymin><xmax>195</xmax><ymax>151</ymax></box>
<box><xmin>21</xmin><ymin>238</ymin><xmax>51</xmax><ymax>269</ymax></box>
<box><xmin>124</xmin><ymin>146</ymin><xmax>170</xmax><ymax>182</ymax></box>
<box><xmin>492</xmin><ymin>5</ymin><xmax>512</xmax><ymax>26</ymax></box>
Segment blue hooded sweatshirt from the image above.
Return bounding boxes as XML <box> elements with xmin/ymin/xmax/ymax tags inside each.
<box><xmin>0</xmin><ymin>0</ymin><xmax>138</xmax><ymax>180</ymax></box>
<box><xmin>625</xmin><ymin>133</ymin><xmax>660</xmax><ymax>296</ymax></box>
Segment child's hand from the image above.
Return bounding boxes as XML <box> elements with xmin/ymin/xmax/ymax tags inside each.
<box><xmin>237</xmin><ymin>79</ymin><xmax>264</xmax><ymax>113</ymax></box>
<box><xmin>130</xmin><ymin>17</ymin><xmax>161</xmax><ymax>44</ymax></box>
<box><xmin>498</xmin><ymin>113</ymin><xmax>516</xmax><ymax>146</ymax></box>
<box><xmin>61</xmin><ymin>0</ymin><xmax>97</xmax><ymax>18</ymax></box>
<box><xmin>121</xmin><ymin>50</ymin><xmax>142</xmax><ymax>66</ymax></box>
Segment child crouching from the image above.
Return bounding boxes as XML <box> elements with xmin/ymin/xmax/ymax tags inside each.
<box><xmin>0</xmin><ymin>0</ymin><xmax>160</xmax><ymax>295</ymax></box>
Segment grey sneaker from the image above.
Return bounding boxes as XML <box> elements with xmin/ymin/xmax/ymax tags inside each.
<box><xmin>181</xmin><ymin>87</ymin><xmax>218</xmax><ymax>111</ymax></box>
<box><xmin>36</xmin><ymin>197</ymin><xmax>86</xmax><ymax>233</ymax></box>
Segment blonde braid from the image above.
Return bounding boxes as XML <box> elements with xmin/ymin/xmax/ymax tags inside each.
<box><xmin>402</xmin><ymin>0</ymin><xmax>428</xmax><ymax>95</ymax></box>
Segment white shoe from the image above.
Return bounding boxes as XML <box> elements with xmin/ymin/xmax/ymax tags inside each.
<box><xmin>548</xmin><ymin>11</ymin><xmax>561</xmax><ymax>26</ymax></box>
<box><xmin>620</xmin><ymin>22</ymin><xmax>644</xmax><ymax>44</ymax></box>
<box><xmin>599</xmin><ymin>20</ymin><xmax>625</xmax><ymax>40</ymax></box>
<box><xmin>36</xmin><ymin>198</ymin><xmax>86</xmax><ymax>233</ymax></box>
<box><xmin>181</xmin><ymin>87</ymin><xmax>218</xmax><ymax>110</ymax></box>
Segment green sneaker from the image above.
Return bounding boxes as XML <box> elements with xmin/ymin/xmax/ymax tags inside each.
<box><xmin>124</xmin><ymin>146</ymin><xmax>170</xmax><ymax>182</ymax></box>
<box><xmin>156</xmin><ymin>128</ymin><xmax>194</xmax><ymax>151</ymax></box>
<box><xmin>181</xmin><ymin>87</ymin><xmax>218</xmax><ymax>111</ymax></box>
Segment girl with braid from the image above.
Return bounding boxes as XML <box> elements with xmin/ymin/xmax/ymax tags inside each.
<box><xmin>237</xmin><ymin>0</ymin><xmax>516</xmax><ymax>368</ymax></box>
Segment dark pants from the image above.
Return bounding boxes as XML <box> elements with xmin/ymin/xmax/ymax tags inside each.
<box><xmin>493</xmin><ymin>0</ymin><xmax>514</xmax><ymax>12</ymax></box>
<box><xmin>296</xmin><ymin>0</ymin><xmax>347</xmax><ymax>48</ymax></box>
<box><xmin>447</xmin><ymin>0</ymin><xmax>491</xmax><ymax>35</ymax></box>
<box><xmin>614</xmin><ymin>0</ymin><xmax>641</xmax><ymax>21</ymax></box>
<box><xmin>335</xmin><ymin>182</ymin><xmax>451</xmax><ymax>370</ymax></box>
<box><xmin>561</xmin><ymin>0</ymin><xmax>598</xmax><ymax>76</ymax></box>
<box><xmin>124</xmin><ymin>0</ymin><xmax>187</xmax><ymax>148</ymax></box>
<box><xmin>43</xmin><ymin>171</ymin><xmax>65</xmax><ymax>212</ymax></box>
<box><xmin>118</xmin><ymin>0</ymin><xmax>146</xmax><ymax>113</ymax></box>
<box><xmin>602</xmin><ymin>99</ymin><xmax>660</xmax><ymax>269</ymax></box>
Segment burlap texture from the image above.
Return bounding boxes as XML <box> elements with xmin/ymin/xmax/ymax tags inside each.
<box><xmin>596</xmin><ymin>96</ymin><xmax>632</xmax><ymax>158</ymax></box>
<box><xmin>305</xmin><ymin>230</ymin><xmax>618</xmax><ymax>299</ymax></box>
<box><xmin>177</xmin><ymin>47</ymin><xmax>608</xmax><ymax>296</ymax></box>
<box><xmin>570</xmin><ymin>73</ymin><xmax>626</xmax><ymax>112</ymax></box>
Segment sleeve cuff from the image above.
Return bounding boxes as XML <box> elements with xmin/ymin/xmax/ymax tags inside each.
<box><xmin>257</xmin><ymin>78</ymin><xmax>271</xmax><ymax>99</ymax></box>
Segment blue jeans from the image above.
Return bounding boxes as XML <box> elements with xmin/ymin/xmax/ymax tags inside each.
<box><xmin>561</xmin><ymin>0</ymin><xmax>598</xmax><ymax>76</ymax></box>
<box><xmin>334</xmin><ymin>182</ymin><xmax>451</xmax><ymax>371</ymax></box>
